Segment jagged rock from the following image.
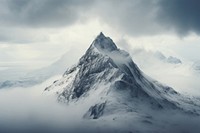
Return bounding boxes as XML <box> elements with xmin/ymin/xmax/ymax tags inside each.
<box><xmin>83</xmin><ymin>102</ymin><xmax>106</xmax><ymax>119</ymax></box>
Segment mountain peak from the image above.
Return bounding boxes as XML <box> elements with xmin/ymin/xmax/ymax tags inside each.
<box><xmin>44</xmin><ymin>33</ymin><xmax>200</xmax><ymax>120</ymax></box>
<box><xmin>98</xmin><ymin>32</ymin><xmax>105</xmax><ymax>38</ymax></box>
<box><xmin>92</xmin><ymin>32</ymin><xmax>118</xmax><ymax>52</ymax></box>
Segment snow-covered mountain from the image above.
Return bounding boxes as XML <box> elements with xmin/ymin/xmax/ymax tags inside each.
<box><xmin>130</xmin><ymin>48</ymin><xmax>182</xmax><ymax>65</ymax></box>
<box><xmin>167</xmin><ymin>56</ymin><xmax>182</xmax><ymax>64</ymax></box>
<box><xmin>0</xmin><ymin>49</ymin><xmax>80</xmax><ymax>89</ymax></box>
<box><xmin>45</xmin><ymin>32</ymin><xmax>200</xmax><ymax>121</ymax></box>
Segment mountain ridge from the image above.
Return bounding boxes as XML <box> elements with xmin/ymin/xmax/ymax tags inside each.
<box><xmin>44</xmin><ymin>32</ymin><xmax>200</xmax><ymax>119</ymax></box>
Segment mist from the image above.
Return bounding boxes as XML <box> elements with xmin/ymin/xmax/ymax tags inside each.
<box><xmin>117</xmin><ymin>40</ymin><xmax>200</xmax><ymax>97</ymax></box>
<box><xmin>1</xmin><ymin>44</ymin><xmax>200</xmax><ymax>133</ymax></box>
<box><xmin>0</xmin><ymin>73</ymin><xmax>200</xmax><ymax>133</ymax></box>
<box><xmin>0</xmin><ymin>76</ymin><xmax>84</xmax><ymax>133</ymax></box>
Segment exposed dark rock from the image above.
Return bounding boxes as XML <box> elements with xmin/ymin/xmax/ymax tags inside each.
<box><xmin>83</xmin><ymin>102</ymin><xmax>106</xmax><ymax>119</ymax></box>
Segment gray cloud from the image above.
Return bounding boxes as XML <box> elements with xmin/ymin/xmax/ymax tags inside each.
<box><xmin>0</xmin><ymin>0</ymin><xmax>93</xmax><ymax>28</ymax></box>
<box><xmin>0</xmin><ymin>0</ymin><xmax>200</xmax><ymax>39</ymax></box>
<box><xmin>93</xmin><ymin>0</ymin><xmax>200</xmax><ymax>36</ymax></box>
<box><xmin>157</xmin><ymin>0</ymin><xmax>200</xmax><ymax>35</ymax></box>
<box><xmin>0</xmin><ymin>0</ymin><xmax>94</xmax><ymax>43</ymax></box>
<box><xmin>92</xmin><ymin>0</ymin><xmax>164</xmax><ymax>36</ymax></box>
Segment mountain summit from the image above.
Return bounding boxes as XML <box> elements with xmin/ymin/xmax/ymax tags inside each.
<box><xmin>91</xmin><ymin>32</ymin><xmax>118</xmax><ymax>52</ymax></box>
<box><xmin>44</xmin><ymin>33</ymin><xmax>200</xmax><ymax>119</ymax></box>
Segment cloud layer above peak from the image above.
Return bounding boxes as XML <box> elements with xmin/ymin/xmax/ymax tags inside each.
<box><xmin>0</xmin><ymin>0</ymin><xmax>200</xmax><ymax>36</ymax></box>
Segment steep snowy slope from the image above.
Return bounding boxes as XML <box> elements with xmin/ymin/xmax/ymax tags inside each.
<box><xmin>45</xmin><ymin>32</ymin><xmax>200</xmax><ymax>120</ymax></box>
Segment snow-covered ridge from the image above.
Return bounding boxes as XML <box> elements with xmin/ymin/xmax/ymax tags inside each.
<box><xmin>45</xmin><ymin>32</ymin><xmax>200</xmax><ymax>119</ymax></box>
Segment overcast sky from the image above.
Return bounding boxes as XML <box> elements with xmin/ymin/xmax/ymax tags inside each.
<box><xmin>1</xmin><ymin>0</ymin><xmax>200</xmax><ymax>69</ymax></box>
